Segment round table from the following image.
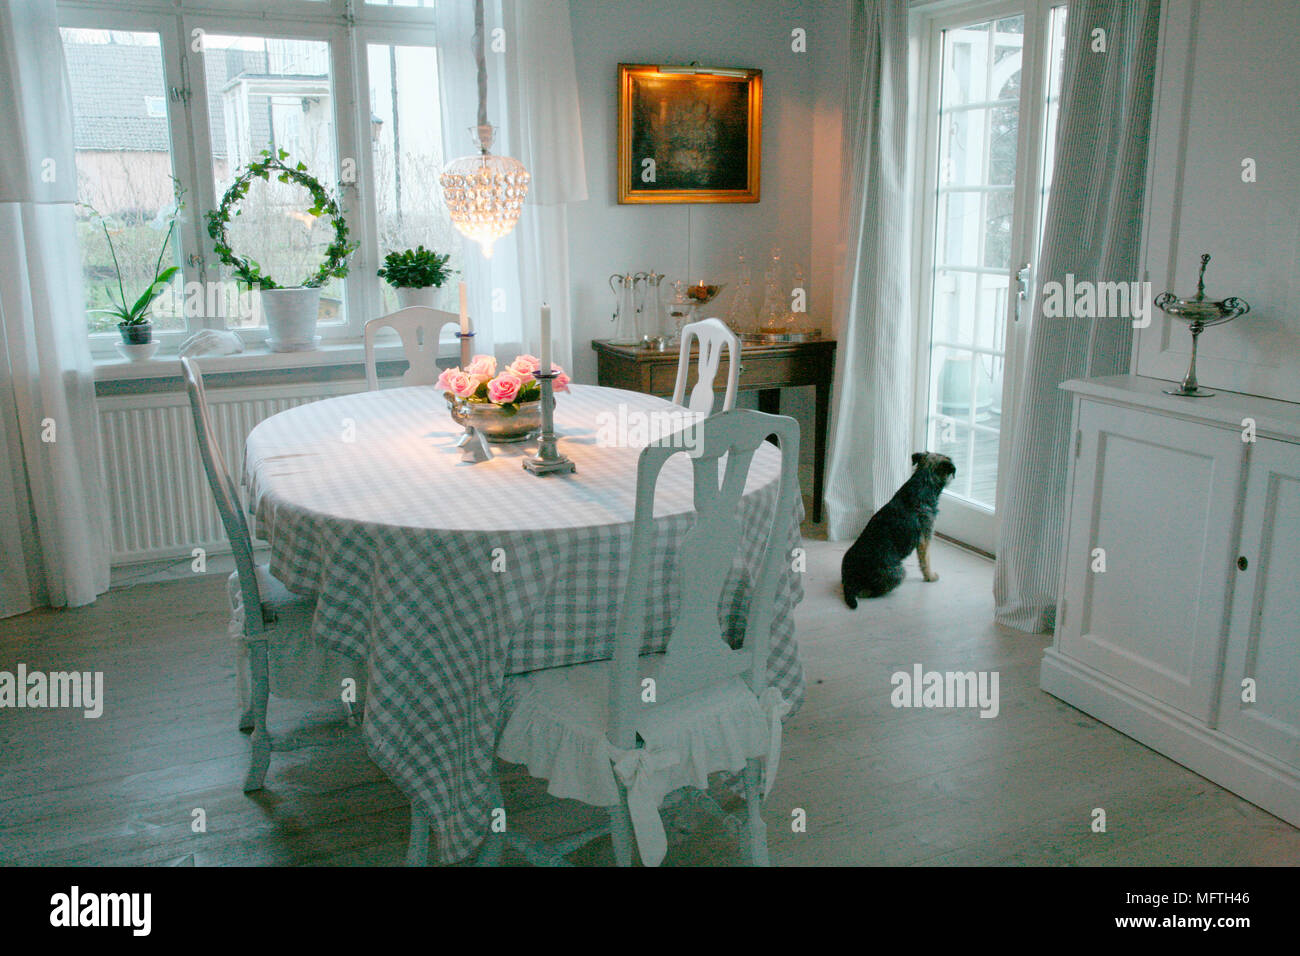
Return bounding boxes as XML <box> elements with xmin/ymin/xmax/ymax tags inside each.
<box><xmin>243</xmin><ymin>383</ymin><xmax>805</xmax><ymax>862</ymax></box>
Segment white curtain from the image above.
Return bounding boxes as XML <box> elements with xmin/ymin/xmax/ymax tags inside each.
<box><xmin>993</xmin><ymin>0</ymin><xmax>1162</xmax><ymax>632</ymax></box>
<box><xmin>436</xmin><ymin>0</ymin><xmax>587</xmax><ymax>370</ymax></box>
<box><xmin>0</xmin><ymin>0</ymin><xmax>111</xmax><ymax>617</ymax></box>
<box><xmin>823</xmin><ymin>0</ymin><xmax>913</xmax><ymax>541</ymax></box>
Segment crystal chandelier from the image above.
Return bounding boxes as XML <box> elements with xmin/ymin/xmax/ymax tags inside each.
<box><xmin>439</xmin><ymin>0</ymin><xmax>530</xmax><ymax>259</ymax></box>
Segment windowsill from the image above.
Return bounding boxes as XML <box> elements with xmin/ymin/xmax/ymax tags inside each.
<box><xmin>93</xmin><ymin>340</ymin><xmax>456</xmax><ymax>383</ymax></box>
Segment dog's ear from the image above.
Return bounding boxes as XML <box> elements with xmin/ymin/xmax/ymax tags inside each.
<box><xmin>911</xmin><ymin>452</ymin><xmax>925</xmax><ymax>467</ymax></box>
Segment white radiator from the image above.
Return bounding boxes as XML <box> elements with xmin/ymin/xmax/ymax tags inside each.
<box><xmin>97</xmin><ymin>381</ymin><xmax>363</xmax><ymax>566</ymax></box>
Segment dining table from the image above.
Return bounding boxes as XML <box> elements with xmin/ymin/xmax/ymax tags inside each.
<box><xmin>242</xmin><ymin>382</ymin><xmax>806</xmax><ymax>863</ymax></box>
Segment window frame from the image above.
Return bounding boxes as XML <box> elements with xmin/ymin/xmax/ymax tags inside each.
<box><xmin>57</xmin><ymin>0</ymin><xmax>444</xmax><ymax>359</ymax></box>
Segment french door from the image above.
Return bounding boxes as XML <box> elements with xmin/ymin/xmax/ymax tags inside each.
<box><xmin>912</xmin><ymin>0</ymin><xmax>1067</xmax><ymax>554</ymax></box>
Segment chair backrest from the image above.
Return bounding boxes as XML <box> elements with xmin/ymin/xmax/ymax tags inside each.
<box><xmin>363</xmin><ymin>306</ymin><xmax>462</xmax><ymax>390</ymax></box>
<box><xmin>607</xmin><ymin>408</ymin><xmax>800</xmax><ymax>749</ymax></box>
<box><xmin>180</xmin><ymin>356</ymin><xmax>263</xmax><ymax>635</ymax></box>
<box><xmin>672</xmin><ymin>317</ymin><xmax>741</xmax><ymax>415</ymax></box>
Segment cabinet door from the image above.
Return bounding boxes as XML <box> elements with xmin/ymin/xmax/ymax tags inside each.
<box><xmin>1217</xmin><ymin>438</ymin><xmax>1300</xmax><ymax>767</ymax></box>
<box><xmin>1059</xmin><ymin>401</ymin><xmax>1243</xmax><ymax>719</ymax></box>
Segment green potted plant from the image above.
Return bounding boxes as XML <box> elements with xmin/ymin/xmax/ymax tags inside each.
<box><xmin>378</xmin><ymin>246</ymin><xmax>455</xmax><ymax>309</ymax></box>
<box><xmin>81</xmin><ymin>185</ymin><xmax>184</xmax><ymax>357</ymax></box>
<box><xmin>206</xmin><ymin>149</ymin><xmax>357</xmax><ymax>352</ymax></box>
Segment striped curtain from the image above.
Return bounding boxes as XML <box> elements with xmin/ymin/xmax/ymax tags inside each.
<box><xmin>824</xmin><ymin>0</ymin><xmax>913</xmax><ymax>541</ymax></box>
<box><xmin>993</xmin><ymin>0</ymin><xmax>1162</xmax><ymax>632</ymax></box>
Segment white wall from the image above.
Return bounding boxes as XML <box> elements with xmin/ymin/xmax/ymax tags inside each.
<box><xmin>565</xmin><ymin>0</ymin><xmax>850</xmax><ymax>484</ymax></box>
<box><xmin>1135</xmin><ymin>0</ymin><xmax>1300</xmax><ymax>402</ymax></box>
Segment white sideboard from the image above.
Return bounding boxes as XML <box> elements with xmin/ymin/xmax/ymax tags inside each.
<box><xmin>1041</xmin><ymin>374</ymin><xmax>1300</xmax><ymax>827</ymax></box>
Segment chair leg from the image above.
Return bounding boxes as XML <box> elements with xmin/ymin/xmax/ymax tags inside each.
<box><xmin>609</xmin><ymin>799</ymin><xmax>635</xmax><ymax>867</ymax></box>
<box><xmin>742</xmin><ymin>757</ymin><xmax>769</xmax><ymax>867</ymax></box>
<box><xmin>242</xmin><ymin>641</ymin><xmax>272</xmax><ymax>792</ymax></box>
<box><xmin>407</xmin><ymin>807</ymin><xmax>431</xmax><ymax>867</ymax></box>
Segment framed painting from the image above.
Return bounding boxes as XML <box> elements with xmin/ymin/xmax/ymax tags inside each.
<box><xmin>617</xmin><ymin>64</ymin><xmax>762</xmax><ymax>204</ymax></box>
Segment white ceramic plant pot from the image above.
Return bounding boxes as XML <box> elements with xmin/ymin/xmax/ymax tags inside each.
<box><xmin>261</xmin><ymin>287</ymin><xmax>322</xmax><ymax>352</ymax></box>
<box><xmin>394</xmin><ymin>286</ymin><xmax>438</xmax><ymax>309</ymax></box>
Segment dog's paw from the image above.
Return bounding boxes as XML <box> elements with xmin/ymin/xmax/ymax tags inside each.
<box><xmin>923</xmin><ymin>571</ymin><xmax>939</xmax><ymax>583</ymax></box>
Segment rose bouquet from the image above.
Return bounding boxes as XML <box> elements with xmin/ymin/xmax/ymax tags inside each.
<box><xmin>437</xmin><ymin>354</ymin><xmax>570</xmax><ymax>415</ymax></box>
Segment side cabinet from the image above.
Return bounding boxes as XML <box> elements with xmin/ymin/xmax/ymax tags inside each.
<box><xmin>1057</xmin><ymin>401</ymin><xmax>1243</xmax><ymax>721</ymax></box>
<box><xmin>1217</xmin><ymin>439</ymin><xmax>1300</xmax><ymax>768</ymax></box>
<box><xmin>1042</xmin><ymin>375</ymin><xmax>1300</xmax><ymax>829</ymax></box>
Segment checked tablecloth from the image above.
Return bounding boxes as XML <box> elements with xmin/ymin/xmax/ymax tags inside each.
<box><xmin>242</xmin><ymin>383</ymin><xmax>806</xmax><ymax>863</ymax></box>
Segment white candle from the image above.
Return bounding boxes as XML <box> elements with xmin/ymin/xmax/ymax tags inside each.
<box><xmin>458</xmin><ymin>281</ymin><xmax>470</xmax><ymax>334</ymax></box>
<box><xmin>539</xmin><ymin>303</ymin><xmax>551</xmax><ymax>374</ymax></box>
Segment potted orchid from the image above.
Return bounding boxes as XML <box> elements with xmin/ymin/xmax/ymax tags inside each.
<box><xmin>80</xmin><ymin>182</ymin><xmax>185</xmax><ymax>353</ymax></box>
<box><xmin>438</xmin><ymin>353</ymin><xmax>570</xmax><ymax>443</ymax></box>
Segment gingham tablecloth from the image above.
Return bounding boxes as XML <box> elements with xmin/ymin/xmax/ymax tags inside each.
<box><xmin>243</xmin><ymin>383</ymin><xmax>805</xmax><ymax>863</ymax></box>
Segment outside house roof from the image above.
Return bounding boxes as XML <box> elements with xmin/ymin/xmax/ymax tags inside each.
<box><xmin>65</xmin><ymin>39</ymin><xmax>278</xmax><ymax>158</ymax></box>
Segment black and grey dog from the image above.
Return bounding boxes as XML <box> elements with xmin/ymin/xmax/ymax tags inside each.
<box><xmin>841</xmin><ymin>452</ymin><xmax>957</xmax><ymax>608</ymax></box>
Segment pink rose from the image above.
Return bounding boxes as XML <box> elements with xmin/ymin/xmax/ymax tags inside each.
<box><xmin>508</xmin><ymin>354</ymin><xmax>541</xmax><ymax>378</ymax></box>
<box><xmin>486</xmin><ymin>371</ymin><xmax>524</xmax><ymax>405</ymax></box>
<box><xmin>550</xmin><ymin>365</ymin><xmax>570</xmax><ymax>393</ymax></box>
<box><xmin>464</xmin><ymin>354</ymin><xmax>497</xmax><ymax>379</ymax></box>
<box><xmin>446</xmin><ymin>370</ymin><xmax>481</xmax><ymax>399</ymax></box>
<box><xmin>435</xmin><ymin>366</ymin><xmax>460</xmax><ymax>392</ymax></box>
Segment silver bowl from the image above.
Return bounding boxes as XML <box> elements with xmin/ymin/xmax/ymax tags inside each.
<box><xmin>447</xmin><ymin>395</ymin><xmax>542</xmax><ymax>443</ymax></box>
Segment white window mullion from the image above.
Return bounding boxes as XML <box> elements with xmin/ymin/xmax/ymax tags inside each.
<box><xmin>332</xmin><ymin>22</ymin><xmax>370</xmax><ymax>338</ymax></box>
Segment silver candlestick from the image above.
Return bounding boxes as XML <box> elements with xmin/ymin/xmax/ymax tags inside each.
<box><xmin>523</xmin><ymin>370</ymin><xmax>575</xmax><ymax>476</ymax></box>
<box><xmin>453</xmin><ymin>330</ymin><xmax>491</xmax><ymax>461</ymax></box>
<box><xmin>456</xmin><ymin>329</ymin><xmax>475</xmax><ymax>369</ymax></box>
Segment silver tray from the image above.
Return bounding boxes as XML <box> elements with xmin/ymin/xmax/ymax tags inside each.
<box><xmin>740</xmin><ymin>330</ymin><xmax>823</xmax><ymax>344</ymax></box>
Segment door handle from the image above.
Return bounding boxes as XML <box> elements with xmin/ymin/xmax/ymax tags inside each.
<box><xmin>1014</xmin><ymin>262</ymin><xmax>1032</xmax><ymax>323</ymax></box>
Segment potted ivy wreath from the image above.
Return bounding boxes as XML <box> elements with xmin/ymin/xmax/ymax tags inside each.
<box><xmin>205</xmin><ymin>149</ymin><xmax>357</xmax><ymax>352</ymax></box>
<box><xmin>378</xmin><ymin>246</ymin><xmax>455</xmax><ymax>309</ymax></box>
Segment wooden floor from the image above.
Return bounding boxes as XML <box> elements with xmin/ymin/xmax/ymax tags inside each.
<box><xmin>2</xmin><ymin>536</ymin><xmax>1298</xmax><ymax>867</ymax></box>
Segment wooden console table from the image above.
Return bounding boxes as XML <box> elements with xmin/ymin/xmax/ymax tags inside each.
<box><xmin>591</xmin><ymin>338</ymin><xmax>836</xmax><ymax>523</ymax></box>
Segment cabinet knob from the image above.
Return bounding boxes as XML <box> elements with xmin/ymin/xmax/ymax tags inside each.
<box><xmin>1237</xmin><ymin>555</ymin><xmax>1249</xmax><ymax>571</ymax></box>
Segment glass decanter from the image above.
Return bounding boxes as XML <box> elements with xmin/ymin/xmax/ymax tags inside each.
<box><xmin>758</xmin><ymin>246</ymin><xmax>787</xmax><ymax>331</ymax></box>
<box><xmin>725</xmin><ymin>246</ymin><xmax>756</xmax><ymax>333</ymax></box>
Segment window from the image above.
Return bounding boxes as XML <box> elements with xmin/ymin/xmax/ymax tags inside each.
<box><xmin>200</xmin><ymin>33</ymin><xmax>344</xmax><ymax>329</ymax></box>
<box><xmin>912</xmin><ymin>1</ymin><xmax>1067</xmax><ymax>553</ymax></box>
<box><xmin>62</xmin><ymin>28</ymin><xmax>185</xmax><ymax>335</ymax></box>
<box><xmin>366</xmin><ymin>42</ymin><xmax>464</xmax><ymax>316</ymax></box>
<box><xmin>57</xmin><ymin>1</ymin><xmax>451</xmax><ymax>355</ymax></box>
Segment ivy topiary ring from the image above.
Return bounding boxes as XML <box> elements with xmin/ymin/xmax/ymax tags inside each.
<box><xmin>205</xmin><ymin>149</ymin><xmax>357</xmax><ymax>290</ymax></box>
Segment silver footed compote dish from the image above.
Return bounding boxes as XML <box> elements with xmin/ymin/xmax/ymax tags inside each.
<box><xmin>447</xmin><ymin>396</ymin><xmax>542</xmax><ymax>443</ymax></box>
<box><xmin>1154</xmin><ymin>253</ymin><xmax>1249</xmax><ymax>397</ymax></box>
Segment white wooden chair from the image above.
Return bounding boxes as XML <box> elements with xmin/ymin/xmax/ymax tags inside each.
<box><xmin>491</xmin><ymin>408</ymin><xmax>801</xmax><ymax>865</ymax></box>
<box><xmin>363</xmin><ymin>306</ymin><xmax>462</xmax><ymax>391</ymax></box>
<box><xmin>672</xmin><ymin>317</ymin><xmax>741</xmax><ymax>415</ymax></box>
<box><xmin>181</xmin><ymin>356</ymin><xmax>368</xmax><ymax>792</ymax></box>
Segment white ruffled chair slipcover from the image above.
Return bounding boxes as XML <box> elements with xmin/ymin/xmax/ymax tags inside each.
<box><xmin>499</xmin><ymin>656</ymin><xmax>790</xmax><ymax>866</ymax></box>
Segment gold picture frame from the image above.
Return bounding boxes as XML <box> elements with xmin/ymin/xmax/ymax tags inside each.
<box><xmin>617</xmin><ymin>63</ymin><xmax>762</xmax><ymax>204</ymax></box>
